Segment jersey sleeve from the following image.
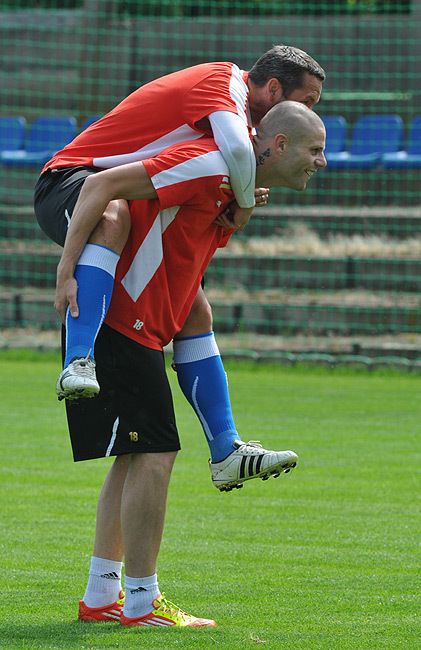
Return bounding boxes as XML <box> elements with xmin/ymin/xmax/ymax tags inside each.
<box><xmin>183</xmin><ymin>63</ymin><xmax>249</xmax><ymax>130</ymax></box>
<box><xmin>143</xmin><ymin>143</ymin><xmax>232</xmax><ymax>211</ymax></box>
<box><xmin>209</xmin><ymin>110</ymin><xmax>255</xmax><ymax>208</ymax></box>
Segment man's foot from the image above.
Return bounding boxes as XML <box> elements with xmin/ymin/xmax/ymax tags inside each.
<box><xmin>210</xmin><ymin>440</ymin><xmax>298</xmax><ymax>492</ymax></box>
<box><xmin>56</xmin><ymin>357</ymin><xmax>99</xmax><ymax>401</ymax></box>
<box><xmin>78</xmin><ymin>591</ymin><xmax>125</xmax><ymax>622</ymax></box>
<box><xmin>120</xmin><ymin>594</ymin><xmax>216</xmax><ymax>628</ymax></box>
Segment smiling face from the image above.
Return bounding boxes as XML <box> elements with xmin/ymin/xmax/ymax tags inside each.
<box><xmin>254</xmin><ymin>101</ymin><xmax>327</xmax><ymax>191</ymax></box>
<box><xmin>275</xmin><ymin>123</ymin><xmax>327</xmax><ymax>190</ymax></box>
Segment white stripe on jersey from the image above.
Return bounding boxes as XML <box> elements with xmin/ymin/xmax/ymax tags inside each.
<box><xmin>152</xmin><ymin>150</ymin><xmax>229</xmax><ymax>190</ymax></box>
<box><xmin>229</xmin><ymin>65</ymin><xmax>249</xmax><ymax>127</ymax></box>
<box><xmin>121</xmin><ymin>206</ymin><xmax>179</xmax><ymax>302</ymax></box>
<box><xmin>92</xmin><ymin>124</ymin><xmax>203</xmax><ymax>169</ymax></box>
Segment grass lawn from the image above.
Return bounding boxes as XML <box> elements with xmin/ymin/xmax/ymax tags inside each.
<box><xmin>0</xmin><ymin>350</ymin><xmax>420</xmax><ymax>649</ymax></box>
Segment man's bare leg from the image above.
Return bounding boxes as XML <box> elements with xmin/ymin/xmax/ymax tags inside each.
<box><xmin>120</xmin><ymin>451</ymin><xmax>178</xmax><ymax>619</ymax></box>
<box><xmin>82</xmin><ymin>454</ymin><xmax>130</xmax><ymax>608</ymax></box>
<box><xmin>121</xmin><ymin>452</ymin><xmax>177</xmax><ymax>578</ymax></box>
<box><xmin>93</xmin><ymin>454</ymin><xmax>131</xmax><ymax>561</ymax></box>
<box><xmin>176</xmin><ymin>285</ymin><xmax>212</xmax><ymax>337</ymax></box>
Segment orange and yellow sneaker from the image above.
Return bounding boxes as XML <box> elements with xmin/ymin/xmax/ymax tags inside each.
<box><xmin>120</xmin><ymin>594</ymin><xmax>216</xmax><ymax>628</ymax></box>
<box><xmin>78</xmin><ymin>590</ymin><xmax>125</xmax><ymax>622</ymax></box>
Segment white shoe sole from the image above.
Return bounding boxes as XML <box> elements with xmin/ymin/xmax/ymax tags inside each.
<box><xmin>56</xmin><ymin>385</ymin><xmax>100</xmax><ymax>401</ymax></box>
<box><xmin>56</xmin><ymin>377</ymin><xmax>100</xmax><ymax>401</ymax></box>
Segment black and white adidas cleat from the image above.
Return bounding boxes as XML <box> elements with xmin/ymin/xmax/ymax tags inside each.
<box><xmin>210</xmin><ymin>440</ymin><xmax>298</xmax><ymax>492</ymax></box>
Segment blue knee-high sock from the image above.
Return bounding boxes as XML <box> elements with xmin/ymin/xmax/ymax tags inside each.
<box><xmin>173</xmin><ymin>332</ymin><xmax>239</xmax><ymax>462</ymax></box>
<box><xmin>64</xmin><ymin>243</ymin><xmax>119</xmax><ymax>367</ymax></box>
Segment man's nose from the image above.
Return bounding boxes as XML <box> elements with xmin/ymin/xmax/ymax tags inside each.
<box><xmin>317</xmin><ymin>152</ymin><xmax>327</xmax><ymax>168</ymax></box>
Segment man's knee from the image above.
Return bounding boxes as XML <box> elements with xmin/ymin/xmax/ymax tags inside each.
<box><xmin>155</xmin><ymin>451</ymin><xmax>177</xmax><ymax>479</ymax></box>
<box><xmin>130</xmin><ymin>451</ymin><xmax>177</xmax><ymax>478</ymax></box>
<box><xmin>90</xmin><ymin>199</ymin><xmax>131</xmax><ymax>254</ymax></box>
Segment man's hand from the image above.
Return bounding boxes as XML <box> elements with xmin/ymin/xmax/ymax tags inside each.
<box><xmin>55</xmin><ymin>273</ymin><xmax>79</xmax><ymax>323</ymax></box>
<box><xmin>215</xmin><ymin>187</ymin><xmax>269</xmax><ymax>231</ymax></box>
<box><xmin>215</xmin><ymin>204</ymin><xmax>253</xmax><ymax>231</ymax></box>
<box><xmin>255</xmin><ymin>187</ymin><xmax>269</xmax><ymax>207</ymax></box>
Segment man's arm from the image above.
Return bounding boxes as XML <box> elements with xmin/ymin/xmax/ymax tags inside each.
<box><xmin>56</xmin><ymin>162</ymin><xmax>157</xmax><ymax>320</ymax></box>
<box><xmin>209</xmin><ymin>110</ymin><xmax>255</xmax><ymax>230</ymax></box>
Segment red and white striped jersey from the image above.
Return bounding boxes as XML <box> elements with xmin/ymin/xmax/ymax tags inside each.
<box><xmin>105</xmin><ymin>137</ymin><xmax>234</xmax><ymax>350</ymax></box>
<box><xmin>43</xmin><ymin>62</ymin><xmax>250</xmax><ymax>172</ymax></box>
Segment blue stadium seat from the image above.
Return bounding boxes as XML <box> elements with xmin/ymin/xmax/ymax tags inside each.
<box><xmin>326</xmin><ymin>114</ymin><xmax>403</xmax><ymax>169</ymax></box>
<box><xmin>321</xmin><ymin>115</ymin><xmax>347</xmax><ymax>159</ymax></box>
<box><xmin>382</xmin><ymin>116</ymin><xmax>421</xmax><ymax>168</ymax></box>
<box><xmin>80</xmin><ymin>115</ymin><xmax>101</xmax><ymax>131</ymax></box>
<box><xmin>0</xmin><ymin>116</ymin><xmax>27</xmax><ymax>152</ymax></box>
<box><xmin>0</xmin><ymin>116</ymin><xmax>77</xmax><ymax>166</ymax></box>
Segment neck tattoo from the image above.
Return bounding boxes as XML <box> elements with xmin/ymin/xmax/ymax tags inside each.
<box><xmin>256</xmin><ymin>148</ymin><xmax>271</xmax><ymax>166</ymax></box>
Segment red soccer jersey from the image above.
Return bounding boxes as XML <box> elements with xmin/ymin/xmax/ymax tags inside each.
<box><xmin>43</xmin><ymin>62</ymin><xmax>250</xmax><ymax>172</ymax></box>
<box><xmin>105</xmin><ymin>138</ymin><xmax>234</xmax><ymax>350</ymax></box>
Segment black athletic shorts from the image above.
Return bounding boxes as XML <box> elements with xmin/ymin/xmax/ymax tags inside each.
<box><xmin>34</xmin><ymin>166</ymin><xmax>96</xmax><ymax>246</ymax></box>
<box><xmin>35</xmin><ymin>166</ymin><xmax>208</xmax><ymax>288</ymax></box>
<box><xmin>62</xmin><ymin>324</ymin><xmax>180</xmax><ymax>462</ymax></box>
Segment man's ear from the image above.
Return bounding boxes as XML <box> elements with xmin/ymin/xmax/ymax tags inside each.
<box><xmin>267</xmin><ymin>78</ymin><xmax>284</xmax><ymax>104</ymax></box>
<box><xmin>275</xmin><ymin>133</ymin><xmax>288</xmax><ymax>153</ymax></box>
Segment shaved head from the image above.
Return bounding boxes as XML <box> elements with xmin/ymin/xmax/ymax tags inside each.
<box><xmin>253</xmin><ymin>100</ymin><xmax>326</xmax><ymax>190</ymax></box>
<box><xmin>257</xmin><ymin>100</ymin><xmax>324</xmax><ymax>143</ymax></box>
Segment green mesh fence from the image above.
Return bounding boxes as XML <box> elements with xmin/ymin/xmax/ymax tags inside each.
<box><xmin>1</xmin><ymin>0</ymin><xmax>420</xmax><ymax>363</ymax></box>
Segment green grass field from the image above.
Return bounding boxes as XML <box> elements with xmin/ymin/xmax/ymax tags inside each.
<box><xmin>0</xmin><ymin>350</ymin><xmax>420</xmax><ymax>649</ymax></box>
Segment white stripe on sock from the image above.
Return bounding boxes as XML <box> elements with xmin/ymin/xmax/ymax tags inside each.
<box><xmin>92</xmin><ymin>293</ymin><xmax>107</xmax><ymax>343</ymax></box>
<box><xmin>65</xmin><ymin>305</ymin><xmax>70</xmax><ymax>350</ymax></box>
<box><xmin>77</xmin><ymin>243</ymin><xmax>119</xmax><ymax>277</ymax></box>
<box><xmin>191</xmin><ymin>376</ymin><xmax>214</xmax><ymax>441</ymax></box>
<box><xmin>173</xmin><ymin>332</ymin><xmax>219</xmax><ymax>364</ymax></box>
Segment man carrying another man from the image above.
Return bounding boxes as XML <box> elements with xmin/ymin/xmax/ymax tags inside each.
<box><xmin>37</xmin><ymin>100</ymin><xmax>326</xmax><ymax>627</ymax></box>
<box><xmin>34</xmin><ymin>45</ymin><xmax>326</xmax><ymax>490</ymax></box>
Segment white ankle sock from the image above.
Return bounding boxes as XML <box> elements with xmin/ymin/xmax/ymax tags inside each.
<box><xmin>83</xmin><ymin>556</ymin><xmax>122</xmax><ymax>607</ymax></box>
<box><xmin>124</xmin><ymin>573</ymin><xmax>160</xmax><ymax>618</ymax></box>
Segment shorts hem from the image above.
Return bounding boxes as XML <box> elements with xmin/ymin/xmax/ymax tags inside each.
<box><xmin>73</xmin><ymin>444</ymin><xmax>181</xmax><ymax>462</ymax></box>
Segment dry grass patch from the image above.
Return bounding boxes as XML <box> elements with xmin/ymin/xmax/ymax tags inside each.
<box><xmin>222</xmin><ymin>222</ymin><xmax>421</xmax><ymax>259</ymax></box>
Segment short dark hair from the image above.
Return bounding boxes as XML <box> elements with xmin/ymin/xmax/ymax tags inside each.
<box><xmin>248</xmin><ymin>45</ymin><xmax>326</xmax><ymax>96</ymax></box>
